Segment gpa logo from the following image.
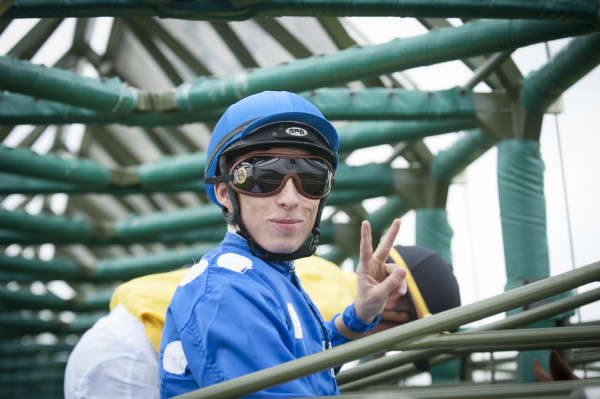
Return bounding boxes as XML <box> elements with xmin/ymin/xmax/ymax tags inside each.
<box><xmin>286</xmin><ymin>127</ymin><xmax>308</xmax><ymax>137</ymax></box>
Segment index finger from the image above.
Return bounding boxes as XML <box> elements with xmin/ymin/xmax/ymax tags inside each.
<box><xmin>373</xmin><ymin>219</ymin><xmax>401</xmax><ymax>262</ymax></box>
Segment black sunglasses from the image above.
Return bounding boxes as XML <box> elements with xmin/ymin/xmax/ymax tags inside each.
<box><xmin>226</xmin><ymin>152</ymin><xmax>333</xmax><ymax>199</ymax></box>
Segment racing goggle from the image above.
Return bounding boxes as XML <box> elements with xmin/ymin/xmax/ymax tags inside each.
<box><xmin>225</xmin><ymin>152</ymin><xmax>334</xmax><ymax>199</ymax></box>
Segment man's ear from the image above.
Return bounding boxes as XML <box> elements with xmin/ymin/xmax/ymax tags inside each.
<box><xmin>214</xmin><ymin>182</ymin><xmax>233</xmax><ymax>210</ymax></box>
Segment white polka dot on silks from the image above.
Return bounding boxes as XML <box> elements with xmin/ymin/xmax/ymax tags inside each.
<box><xmin>217</xmin><ymin>253</ymin><xmax>253</xmax><ymax>273</ymax></box>
<box><xmin>163</xmin><ymin>340</ymin><xmax>188</xmax><ymax>375</ymax></box>
<box><xmin>179</xmin><ymin>259</ymin><xmax>209</xmax><ymax>286</ymax></box>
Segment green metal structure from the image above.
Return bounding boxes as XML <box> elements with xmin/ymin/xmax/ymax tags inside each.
<box><xmin>1</xmin><ymin>1</ymin><xmax>599</xmax><ymax>397</ymax></box>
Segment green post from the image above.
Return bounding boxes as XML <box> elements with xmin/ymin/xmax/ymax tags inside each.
<box><xmin>415</xmin><ymin>208</ymin><xmax>453</xmax><ymax>265</ymax></box>
<box><xmin>415</xmin><ymin>207</ymin><xmax>461</xmax><ymax>382</ymax></box>
<box><xmin>497</xmin><ymin>138</ymin><xmax>552</xmax><ymax>382</ymax></box>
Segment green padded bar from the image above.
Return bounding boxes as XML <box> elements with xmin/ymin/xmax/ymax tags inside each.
<box><xmin>0</xmin><ymin>311</ymin><xmax>103</xmax><ymax>335</ymax></box>
<box><xmin>138</xmin><ymin>153</ymin><xmax>206</xmax><ymax>188</ymax></box>
<box><xmin>0</xmin><ymin>56</ymin><xmax>137</xmax><ymax>114</ymax></box>
<box><xmin>113</xmin><ymin>205</ymin><xmax>234</xmax><ymax>240</ymax></box>
<box><xmin>326</xmin><ymin>189</ymin><xmax>393</xmax><ymax>206</ymax></box>
<box><xmin>0</xmin><ymin>286</ymin><xmax>113</xmax><ymax>311</ymax></box>
<box><xmin>0</xmin><ymin>340</ymin><xmax>74</xmax><ymax>356</ymax></box>
<box><xmin>0</xmin><ymin>145</ymin><xmax>111</xmax><ymax>187</ymax></box>
<box><xmin>0</xmin><ymin>209</ymin><xmax>94</xmax><ymax>242</ymax></box>
<box><xmin>430</xmin><ymin>129</ymin><xmax>495</xmax><ymax>184</ymax></box>
<box><xmin>338</xmin><ymin>120</ymin><xmax>475</xmax><ymax>155</ymax></box>
<box><xmin>94</xmin><ymin>244</ymin><xmax>216</xmax><ymax>281</ymax></box>
<box><xmin>497</xmin><ymin>139</ymin><xmax>555</xmax><ymax>382</ymax></box>
<box><xmin>332</xmin><ymin>162</ymin><xmax>395</xmax><ymax>191</ymax></box>
<box><xmin>521</xmin><ymin>32</ymin><xmax>600</xmax><ymax>114</ymax></box>
<box><xmin>0</xmin><ymin>254</ymin><xmax>81</xmax><ymax>280</ymax></box>
<box><xmin>415</xmin><ymin>208</ymin><xmax>453</xmax><ymax>265</ymax></box>
<box><xmin>303</xmin><ymin>87</ymin><xmax>476</xmax><ymax>121</ymax></box>
<box><xmin>0</xmin><ymin>91</ymin><xmax>224</xmax><ymax>126</ymax></box>
<box><xmin>175</xmin><ymin>19</ymin><xmax>593</xmax><ymax>111</ymax></box>
<box><xmin>497</xmin><ymin>139</ymin><xmax>550</xmax><ymax>287</ymax></box>
<box><xmin>367</xmin><ymin>197</ymin><xmax>411</xmax><ymax>237</ymax></box>
<box><xmin>3</xmin><ymin>0</ymin><xmax>598</xmax><ymax>22</ymax></box>
<box><xmin>0</xmin><ymin>87</ymin><xmax>475</xmax><ymax>126</ymax></box>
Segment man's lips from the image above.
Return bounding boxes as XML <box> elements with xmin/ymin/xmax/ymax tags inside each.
<box><xmin>269</xmin><ymin>218</ymin><xmax>302</xmax><ymax>230</ymax></box>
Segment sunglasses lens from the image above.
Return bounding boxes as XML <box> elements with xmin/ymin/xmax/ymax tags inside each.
<box><xmin>232</xmin><ymin>157</ymin><xmax>331</xmax><ymax>197</ymax></box>
<box><xmin>297</xmin><ymin>158</ymin><xmax>330</xmax><ymax>196</ymax></box>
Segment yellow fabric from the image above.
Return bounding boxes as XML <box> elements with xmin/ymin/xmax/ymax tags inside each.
<box><xmin>109</xmin><ymin>256</ymin><xmax>357</xmax><ymax>353</ymax></box>
<box><xmin>295</xmin><ymin>256</ymin><xmax>357</xmax><ymax>321</ymax></box>
<box><xmin>109</xmin><ymin>268</ymin><xmax>189</xmax><ymax>353</ymax></box>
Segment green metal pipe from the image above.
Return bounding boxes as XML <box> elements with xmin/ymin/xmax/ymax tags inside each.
<box><xmin>0</xmin><ymin>56</ymin><xmax>138</xmax><ymax>114</ymax></box>
<box><xmin>0</xmin><ymin>171</ymin><xmax>207</xmax><ymax>195</ymax></box>
<box><xmin>498</xmin><ymin>139</ymin><xmax>550</xmax><ymax>289</ymax></box>
<box><xmin>94</xmin><ymin>244</ymin><xmax>215</xmax><ymax>281</ymax></box>
<box><xmin>0</xmin><ymin>203</ymin><xmax>225</xmax><ymax>245</ymax></box>
<box><xmin>338</xmin><ymin>380</ymin><xmax>600</xmax><ymax>399</ymax></box>
<box><xmin>0</xmin><ymin>144</ymin><xmax>111</xmax><ymax>187</ymax></box>
<box><xmin>0</xmin><ymin>243</ymin><xmax>216</xmax><ymax>283</ymax></box>
<box><xmin>0</xmin><ymin>311</ymin><xmax>103</xmax><ymax>334</ymax></box>
<box><xmin>138</xmin><ymin>153</ymin><xmax>206</xmax><ymax>188</ymax></box>
<box><xmin>0</xmin><ymin>225</ymin><xmax>226</xmax><ymax>246</ymax></box>
<box><xmin>0</xmin><ymin>144</ymin><xmax>205</xmax><ymax>190</ymax></box>
<box><xmin>521</xmin><ymin>32</ymin><xmax>600</xmax><ymax>114</ymax></box>
<box><xmin>0</xmin><ymin>92</ymin><xmax>224</xmax><ymax>126</ymax></box>
<box><xmin>303</xmin><ymin>87</ymin><xmax>476</xmax><ymax>121</ymax></box>
<box><xmin>0</xmin><ymin>341</ymin><xmax>74</xmax><ymax>356</ymax></box>
<box><xmin>114</xmin><ymin>205</ymin><xmax>224</xmax><ymax>240</ymax></box>
<box><xmin>394</xmin><ymin>326</ymin><xmax>600</xmax><ymax>352</ymax></box>
<box><xmin>332</xmin><ymin>163</ymin><xmax>395</xmax><ymax>191</ymax></box>
<box><xmin>3</xmin><ymin>0</ymin><xmax>598</xmax><ymax>22</ymax></box>
<box><xmin>367</xmin><ymin>197</ymin><xmax>411</xmax><ymax>236</ymax></box>
<box><xmin>0</xmin><ymin>86</ymin><xmax>475</xmax><ymax>127</ymax></box>
<box><xmin>338</xmin><ymin>120</ymin><xmax>476</xmax><ymax>155</ymax></box>
<box><xmin>415</xmin><ymin>208</ymin><xmax>453</xmax><ymax>264</ymax></box>
<box><xmin>0</xmin><ymin>253</ymin><xmax>80</xmax><ymax>279</ymax></box>
<box><xmin>173</xmin><ymin>260</ymin><xmax>600</xmax><ymax>399</ymax></box>
<box><xmin>175</xmin><ymin>19</ymin><xmax>593</xmax><ymax>111</ymax></box>
<box><xmin>0</xmin><ymin>287</ymin><xmax>65</xmax><ymax>310</ymax></box>
<box><xmin>0</xmin><ymin>357</ymin><xmax>67</xmax><ymax>371</ymax></box>
<box><xmin>0</xmin><ymin>286</ymin><xmax>113</xmax><ymax>311</ymax></box>
<box><xmin>0</xmin><ymin>271</ymin><xmax>42</xmax><ymax>283</ymax></box>
<box><xmin>430</xmin><ymin>129</ymin><xmax>495</xmax><ymax>184</ymax></box>
<box><xmin>0</xmin><ymin>209</ymin><xmax>94</xmax><ymax>242</ymax></box>
<box><xmin>326</xmin><ymin>189</ymin><xmax>394</xmax><ymax>206</ymax></box>
<box><xmin>338</xmin><ymin>285</ymin><xmax>600</xmax><ymax>387</ymax></box>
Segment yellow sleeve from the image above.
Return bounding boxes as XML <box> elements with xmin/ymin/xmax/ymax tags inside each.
<box><xmin>109</xmin><ymin>268</ymin><xmax>190</xmax><ymax>353</ymax></box>
<box><xmin>295</xmin><ymin>256</ymin><xmax>357</xmax><ymax>321</ymax></box>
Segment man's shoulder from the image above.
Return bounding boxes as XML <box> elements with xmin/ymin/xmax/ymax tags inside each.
<box><xmin>171</xmin><ymin>248</ymin><xmax>268</xmax><ymax>301</ymax></box>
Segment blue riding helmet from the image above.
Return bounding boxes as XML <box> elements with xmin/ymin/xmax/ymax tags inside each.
<box><xmin>203</xmin><ymin>91</ymin><xmax>339</xmax><ymax>262</ymax></box>
<box><xmin>204</xmin><ymin>91</ymin><xmax>339</xmax><ymax>207</ymax></box>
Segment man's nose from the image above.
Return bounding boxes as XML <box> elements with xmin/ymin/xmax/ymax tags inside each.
<box><xmin>277</xmin><ymin>177</ymin><xmax>301</xmax><ymax>205</ymax></box>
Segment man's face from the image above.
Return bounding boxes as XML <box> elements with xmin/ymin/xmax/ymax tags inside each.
<box><xmin>215</xmin><ymin>147</ymin><xmax>321</xmax><ymax>254</ymax></box>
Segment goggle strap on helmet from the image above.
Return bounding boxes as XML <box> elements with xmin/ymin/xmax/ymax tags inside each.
<box><xmin>218</xmin><ymin>156</ymin><xmax>241</xmax><ymax>226</ymax></box>
<box><xmin>205</xmin><ymin>117</ymin><xmax>261</xmax><ymax>179</ymax></box>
